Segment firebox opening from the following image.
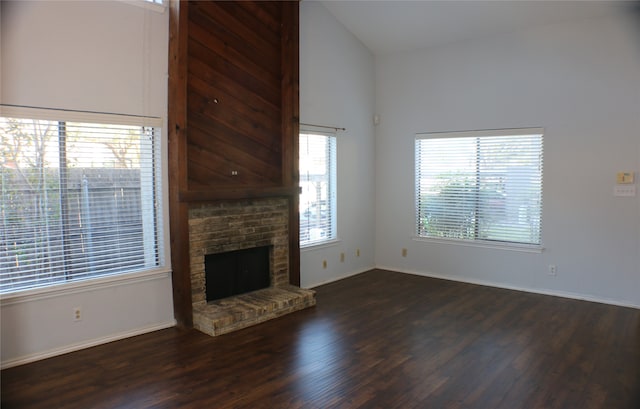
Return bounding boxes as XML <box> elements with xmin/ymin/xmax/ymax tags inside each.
<box><xmin>205</xmin><ymin>246</ymin><xmax>271</xmax><ymax>302</ymax></box>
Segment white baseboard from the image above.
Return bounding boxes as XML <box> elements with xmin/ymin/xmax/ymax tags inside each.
<box><xmin>307</xmin><ymin>266</ymin><xmax>376</xmax><ymax>289</ymax></box>
<box><xmin>376</xmin><ymin>265</ymin><xmax>640</xmax><ymax>310</ymax></box>
<box><xmin>5</xmin><ymin>267</ymin><xmax>636</xmax><ymax>369</ymax></box>
<box><xmin>1</xmin><ymin>319</ymin><xmax>177</xmax><ymax>369</ymax></box>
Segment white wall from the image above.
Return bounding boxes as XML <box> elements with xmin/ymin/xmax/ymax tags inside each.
<box><xmin>299</xmin><ymin>2</ymin><xmax>376</xmax><ymax>288</ymax></box>
<box><xmin>1</xmin><ymin>0</ymin><xmax>166</xmax><ymax>117</ymax></box>
<box><xmin>1</xmin><ymin>0</ymin><xmax>175</xmax><ymax>367</ymax></box>
<box><xmin>375</xmin><ymin>11</ymin><xmax>640</xmax><ymax>307</ymax></box>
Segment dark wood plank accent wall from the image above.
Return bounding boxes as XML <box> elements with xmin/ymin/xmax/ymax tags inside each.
<box><xmin>168</xmin><ymin>0</ymin><xmax>192</xmax><ymax>327</ymax></box>
<box><xmin>168</xmin><ymin>0</ymin><xmax>300</xmax><ymax>326</ymax></box>
<box><xmin>281</xmin><ymin>2</ymin><xmax>301</xmax><ymax>287</ymax></box>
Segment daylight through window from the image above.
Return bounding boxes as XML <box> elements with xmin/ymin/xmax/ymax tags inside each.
<box><xmin>0</xmin><ymin>108</ymin><xmax>164</xmax><ymax>294</ymax></box>
<box><xmin>299</xmin><ymin>130</ymin><xmax>336</xmax><ymax>247</ymax></box>
<box><xmin>415</xmin><ymin>128</ymin><xmax>543</xmax><ymax>246</ymax></box>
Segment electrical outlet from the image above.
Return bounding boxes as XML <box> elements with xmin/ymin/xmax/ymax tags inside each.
<box><xmin>614</xmin><ymin>185</ymin><xmax>636</xmax><ymax>197</ymax></box>
<box><xmin>356</xmin><ymin>248</ymin><xmax>360</xmax><ymax>257</ymax></box>
<box><xmin>402</xmin><ymin>248</ymin><xmax>408</xmax><ymax>257</ymax></box>
<box><xmin>340</xmin><ymin>253</ymin><xmax>345</xmax><ymax>262</ymax></box>
<box><xmin>73</xmin><ymin>307</ymin><xmax>82</xmax><ymax>322</ymax></box>
<box><xmin>548</xmin><ymin>265</ymin><xmax>557</xmax><ymax>276</ymax></box>
<box><xmin>322</xmin><ymin>260</ymin><xmax>327</xmax><ymax>269</ymax></box>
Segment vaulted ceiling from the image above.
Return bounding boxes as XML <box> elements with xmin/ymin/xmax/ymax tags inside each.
<box><xmin>319</xmin><ymin>1</ymin><xmax>628</xmax><ymax>55</ymax></box>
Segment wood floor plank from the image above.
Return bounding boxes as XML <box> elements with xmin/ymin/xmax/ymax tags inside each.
<box><xmin>2</xmin><ymin>269</ymin><xmax>639</xmax><ymax>408</ymax></box>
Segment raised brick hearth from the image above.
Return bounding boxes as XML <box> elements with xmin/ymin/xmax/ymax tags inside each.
<box><xmin>188</xmin><ymin>198</ymin><xmax>315</xmax><ymax>336</ymax></box>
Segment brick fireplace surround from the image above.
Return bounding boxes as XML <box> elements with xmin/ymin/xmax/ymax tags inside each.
<box><xmin>188</xmin><ymin>198</ymin><xmax>316</xmax><ymax>336</ymax></box>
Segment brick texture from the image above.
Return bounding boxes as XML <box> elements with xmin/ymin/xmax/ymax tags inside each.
<box><xmin>188</xmin><ymin>198</ymin><xmax>315</xmax><ymax>336</ymax></box>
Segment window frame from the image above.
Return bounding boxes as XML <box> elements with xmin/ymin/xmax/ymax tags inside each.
<box><xmin>414</xmin><ymin>128</ymin><xmax>544</xmax><ymax>252</ymax></box>
<box><xmin>299</xmin><ymin>128</ymin><xmax>337</xmax><ymax>248</ymax></box>
<box><xmin>0</xmin><ymin>105</ymin><xmax>169</xmax><ymax>296</ymax></box>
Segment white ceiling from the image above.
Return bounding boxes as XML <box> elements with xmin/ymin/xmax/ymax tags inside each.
<box><xmin>318</xmin><ymin>1</ymin><xmax>627</xmax><ymax>56</ymax></box>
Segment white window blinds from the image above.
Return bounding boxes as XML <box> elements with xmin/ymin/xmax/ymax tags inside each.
<box><xmin>0</xmin><ymin>107</ymin><xmax>164</xmax><ymax>293</ymax></box>
<box><xmin>415</xmin><ymin>128</ymin><xmax>543</xmax><ymax>246</ymax></box>
<box><xmin>299</xmin><ymin>130</ymin><xmax>337</xmax><ymax>247</ymax></box>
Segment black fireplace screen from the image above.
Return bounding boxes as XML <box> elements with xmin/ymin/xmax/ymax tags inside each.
<box><xmin>205</xmin><ymin>246</ymin><xmax>271</xmax><ymax>302</ymax></box>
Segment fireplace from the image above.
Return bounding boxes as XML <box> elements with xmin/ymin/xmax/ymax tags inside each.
<box><xmin>189</xmin><ymin>198</ymin><xmax>315</xmax><ymax>336</ymax></box>
<box><xmin>205</xmin><ymin>246</ymin><xmax>271</xmax><ymax>302</ymax></box>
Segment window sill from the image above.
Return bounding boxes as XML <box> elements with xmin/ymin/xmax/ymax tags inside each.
<box><xmin>301</xmin><ymin>238</ymin><xmax>342</xmax><ymax>252</ymax></box>
<box><xmin>412</xmin><ymin>236</ymin><xmax>544</xmax><ymax>253</ymax></box>
<box><xmin>0</xmin><ymin>268</ymin><xmax>172</xmax><ymax>306</ymax></box>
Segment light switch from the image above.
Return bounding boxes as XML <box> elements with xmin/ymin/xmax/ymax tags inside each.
<box><xmin>614</xmin><ymin>185</ymin><xmax>636</xmax><ymax>197</ymax></box>
<box><xmin>616</xmin><ymin>172</ymin><xmax>634</xmax><ymax>184</ymax></box>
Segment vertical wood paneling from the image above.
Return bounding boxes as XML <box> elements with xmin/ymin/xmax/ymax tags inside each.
<box><xmin>281</xmin><ymin>2</ymin><xmax>300</xmax><ymax>285</ymax></box>
<box><xmin>168</xmin><ymin>0</ymin><xmax>193</xmax><ymax>327</ymax></box>
<box><xmin>168</xmin><ymin>1</ymin><xmax>301</xmax><ymax>324</ymax></box>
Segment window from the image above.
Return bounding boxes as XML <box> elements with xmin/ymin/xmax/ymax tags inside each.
<box><xmin>0</xmin><ymin>107</ymin><xmax>164</xmax><ymax>294</ymax></box>
<box><xmin>415</xmin><ymin>128</ymin><xmax>543</xmax><ymax>246</ymax></box>
<box><xmin>299</xmin><ymin>130</ymin><xmax>336</xmax><ymax>247</ymax></box>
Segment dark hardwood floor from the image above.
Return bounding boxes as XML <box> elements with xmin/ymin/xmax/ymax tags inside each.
<box><xmin>2</xmin><ymin>269</ymin><xmax>639</xmax><ymax>408</ymax></box>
